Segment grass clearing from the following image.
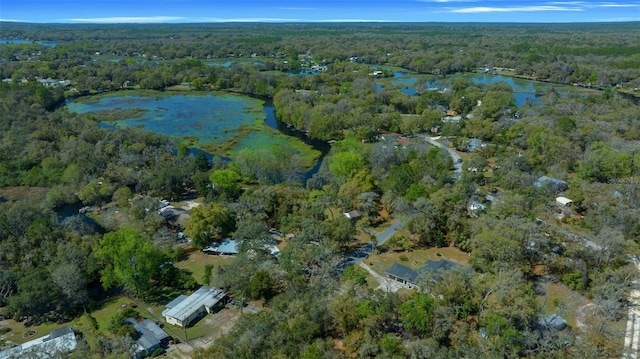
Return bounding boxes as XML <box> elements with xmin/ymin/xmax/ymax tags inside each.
<box><xmin>368</xmin><ymin>245</ymin><xmax>471</xmax><ymax>276</ymax></box>
<box><xmin>0</xmin><ymin>318</ymin><xmax>70</xmax><ymax>347</ymax></box>
<box><xmin>536</xmin><ymin>281</ymin><xmax>589</xmax><ymax>330</ymax></box>
<box><xmin>176</xmin><ymin>248</ymin><xmax>235</xmax><ymax>285</ymax></box>
<box><xmin>0</xmin><ymin>186</ymin><xmax>48</xmax><ymax>202</ymax></box>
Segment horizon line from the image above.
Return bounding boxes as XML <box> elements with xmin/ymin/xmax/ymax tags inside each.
<box><xmin>1</xmin><ymin>19</ymin><xmax>639</xmax><ymax>25</ymax></box>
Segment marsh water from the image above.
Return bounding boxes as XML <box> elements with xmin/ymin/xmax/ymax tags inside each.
<box><xmin>0</xmin><ymin>39</ymin><xmax>58</xmax><ymax>47</ymax></box>
<box><xmin>66</xmin><ymin>93</ymin><xmax>266</xmax><ymax>147</ymax></box>
<box><xmin>65</xmin><ymin>92</ymin><xmax>326</xmax><ymax>178</ymax></box>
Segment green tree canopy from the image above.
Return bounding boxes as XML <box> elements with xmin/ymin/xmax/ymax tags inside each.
<box><xmin>95</xmin><ymin>228</ymin><xmax>166</xmax><ymax>296</ymax></box>
<box><xmin>184</xmin><ymin>202</ymin><xmax>234</xmax><ymax>249</ymax></box>
<box><xmin>400</xmin><ymin>292</ymin><xmax>436</xmax><ymax>336</ymax></box>
<box><xmin>210</xmin><ymin>168</ymin><xmax>241</xmax><ymax>196</ymax></box>
<box><xmin>329</xmin><ymin>151</ymin><xmax>364</xmax><ymax>180</ymax></box>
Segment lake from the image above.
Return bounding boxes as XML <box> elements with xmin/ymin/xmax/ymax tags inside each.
<box><xmin>0</xmin><ymin>39</ymin><xmax>57</xmax><ymax>47</ymax></box>
<box><xmin>66</xmin><ymin>92</ymin><xmax>265</xmax><ymax>146</ymax></box>
<box><xmin>65</xmin><ymin>91</ymin><xmax>321</xmax><ymax>170</ymax></box>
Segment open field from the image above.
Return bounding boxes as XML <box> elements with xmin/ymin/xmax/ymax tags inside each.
<box><xmin>368</xmin><ymin>244</ymin><xmax>471</xmax><ymax>276</ymax></box>
<box><xmin>176</xmin><ymin>247</ymin><xmax>236</xmax><ymax>286</ymax></box>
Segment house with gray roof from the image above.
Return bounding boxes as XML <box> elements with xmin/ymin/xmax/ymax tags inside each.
<box><xmin>162</xmin><ymin>286</ymin><xmax>227</xmax><ymax>327</ymax></box>
<box><xmin>385</xmin><ymin>259</ymin><xmax>470</xmax><ymax>287</ymax></box>
<box><xmin>535</xmin><ymin>176</ymin><xmax>569</xmax><ymax>193</ymax></box>
<box><xmin>385</xmin><ymin>263</ymin><xmax>419</xmax><ymax>286</ymax></box>
<box><xmin>538</xmin><ymin>314</ymin><xmax>567</xmax><ymax>331</ymax></box>
<box><xmin>124</xmin><ymin>317</ymin><xmax>170</xmax><ymax>358</ymax></box>
<box><xmin>343</xmin><ymin>210</ymin><xmax>363</xmax><ymax>220</ymax></box>
<box><xmin>203</xmin><ymin>238</ymin><xmax>240</xmax><ymax>255</ymax></box>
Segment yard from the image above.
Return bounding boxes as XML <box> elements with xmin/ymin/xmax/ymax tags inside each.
<box><xmin>175</xmin><ymin>247</ymin><xmax>235</xmax><ymax>286</ymax></box>
<box><xmin>0</xmin><ymin>317</ymin><xmax>70</xmax><ymax>349</ymax></box>
<box><xmin>536</xmin><ymin>281</ymin><xmax>589</xmax><ymax>331</ymax></box>
<box><xmin>368</xmin><ymin>245</ymin><xmax>471</xmax><ymax>276</ymax></box>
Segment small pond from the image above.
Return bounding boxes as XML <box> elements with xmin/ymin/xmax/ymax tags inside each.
<box><xmin>205</xmin><ymin>60</ymin><xmax>234</xmax><ymax>67</ymax></box>
<box><xmin>0</xmin><ymin>39</ymin><xmax>57</xmax><ymax>47</ymax></box>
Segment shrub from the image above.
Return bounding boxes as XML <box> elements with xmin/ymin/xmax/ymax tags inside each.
<box><xmin>341</xmin><ymin>266</ymin><xmax>368</xmax><ymax>286</ymax></box>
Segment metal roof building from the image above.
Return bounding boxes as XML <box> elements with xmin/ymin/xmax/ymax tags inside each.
<box><xmin>162</xmin><ymin>286</ymin><xmax>227</xmax><ymax>327</ymax></box>
<box><xmin>0</xmin><ymin>326</ymin><xmax>77</xmax><ymax>359</ymax></box>
<box><xmin>203</xmin><ymin>238</ymin><xmax>240</xmax><ymax>255</ymax></box>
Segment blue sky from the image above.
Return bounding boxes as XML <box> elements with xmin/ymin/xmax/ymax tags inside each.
<box><xmin>1</xmin><ymin>1</ymin><xmax>639</xmax><ymax>23</ymax></box>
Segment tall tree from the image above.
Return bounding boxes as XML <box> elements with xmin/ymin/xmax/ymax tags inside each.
<box><xmin>184</xmin><ymin>202</ymin><xmax>234</xmax><ymax>249</ymax></box>
<box><xmin>400</xmin><ymin>292</ymin><xmax>436</xmax><ymax>336</ymax></box>
<box><xmin>95</xmin><ymin>228</ymin><xmax>165</xmax><ymax>297</ymax></box>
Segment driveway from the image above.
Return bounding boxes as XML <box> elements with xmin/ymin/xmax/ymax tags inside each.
<box><xmin>358</xmin><ymin>261</ymin><xmax>408</xmax><ymax>293</ymax></box>
<box><xmin>336</xmin><ymin>220</ymin><xmax>404</xmax><ymax>276</ymax></box>
<box><xmin>376</xmin><ymin>221</ymin><xmax>403</xmax><ymax>247</ymax></box>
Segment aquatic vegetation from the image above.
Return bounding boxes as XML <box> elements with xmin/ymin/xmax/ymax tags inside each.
<box><xmin>66</xmin><ymin>91</ymin><xmax>320</xmax><ymax>168</ymax></box>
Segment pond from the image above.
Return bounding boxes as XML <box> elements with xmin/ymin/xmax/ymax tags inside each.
<box><xmin>0</xmin><ymin>39</ymin><xmax>57</xmax><ymax>47</ymax></box>
<box><xmin>66</xmin><ymin>92</ymin><xmax>265</xmax><ymax>146</ymax></box>
<box><xmin>64</xmin><ymin>91</ymin><xmax>322</xmax><ymax>172</ymax></box>
<box><xmin>205</xmin><ymin>60</ymin><xmax>234</xmax><ymax>67</ymax></box>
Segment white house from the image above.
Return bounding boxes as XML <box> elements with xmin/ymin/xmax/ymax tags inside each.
<box><xmin>162</xmin><ymin>286</ymin><xmax>227</xmax><ymax>327</ymax></box>
<box><xmin>556</xmin><ymin>196</ymin><xmax>573</xmax><ymax>207</ymax></box>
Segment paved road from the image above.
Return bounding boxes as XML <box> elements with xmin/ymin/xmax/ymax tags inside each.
<box><xmin>375</xmin><ymin>221</ymin><xmax>403</xmax><ymax>247</ymax></box>
<box><xmin>420</xmin><ymin>135</ymin><xmax>463</xmax><ymax>178</ymax></box>
<box><xmin>624</xmin><ymin>260</ymin><xmax>640</xmax><ymax>359</ymax></box>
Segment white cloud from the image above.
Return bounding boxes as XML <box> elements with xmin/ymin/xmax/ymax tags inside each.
<box><xmin>546</xmin><ymin>1</ymin><xmax>639</xmax><ymax>8</ymax></box>
<box><xmin>598</xmin><ymin>3</ymin><xmax>639</xmax><ymax>7</ymax></box>
<box><xmin>0</xmin><ymin>19</ymin><xmax>28</xmax><ymax>22</ymax></box>
<box><xmin>66</xmin><ymin>16</ymin><xmax>185</xmax><ymax>23</ymax></box>
<box><xmin>451</xmin><ymin>5</ymin><xmax>584</xmax><ymax>13</ymax></box>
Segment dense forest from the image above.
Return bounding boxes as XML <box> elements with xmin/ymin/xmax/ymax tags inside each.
<box><xmin>0</xmin><ymin>22</ymin><xmax>639</xmax><ymax>358</ymax></box>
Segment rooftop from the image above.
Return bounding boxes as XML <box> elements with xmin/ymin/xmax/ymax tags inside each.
<box><xmin>0</xmin><ymin>326</ymin><xmax>77</xmax><ymax>359</ymax></box>
<box><xmin>386</xmin><ymin>263</ymin><xmax>418</xmax><ymax>283</ymax></box>
<box><xmin>125</xmin><ymin>317</ymin><xmax>170</xmax><ymax>352</ymax></box>
<box><xmin>204</xmin><ymin>238</ymin><xmax>240</xmax><ymax>255</ymax></box>
<box><xmin>163</xmin><ymin>286</ymin><xmax>226</xmax><ymax>322</ymax></box>
<box><xmin>556</xmin><ymin>196</ymin><xmax>573</xmax><ymax>206</ymax></box>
